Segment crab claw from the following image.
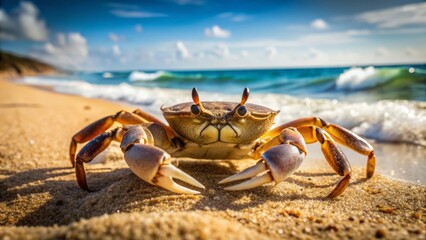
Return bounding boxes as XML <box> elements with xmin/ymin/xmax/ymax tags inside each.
<box><xmin>219</xmin><ymin>144</ymin><xmax>305</xmax><ymax>191</ymax></box>
<box><xmin>124</xmin><ymin>143</ymin><xmax>205</xmax><ymax>194</ymax></box>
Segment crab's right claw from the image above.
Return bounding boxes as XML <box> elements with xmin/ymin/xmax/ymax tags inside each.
<box><xmin>124</xmin><ymin>144</ymin><xmax>205</xmax><ymax>194</ymax></box>
<box><xmin>219</xmin><ymin>144</ymin><xmax>305</xmax><ymax>190</ymax></box>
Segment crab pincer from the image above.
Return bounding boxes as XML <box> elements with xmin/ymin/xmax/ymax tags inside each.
<box><xmin>219</xmin><ymin>144</ymin><xmax>305</xmax><ymax>190</ymax></box>
<box><xmin>75</xmin><ymin>125</ymin><xmax>204</xmax><ymax>194</ymax></box>
<box><xmin>121</xmin><ymin>126</ymin><xmax>205</xmax><ymax>194</ymax></box>
<box><xmin>219</xmin><ymin>128</ymin><xmax>307</xmax><ymax>191</ymax></box>
<box><xmin>124</xmin><ymin>144</ymin><xmax>205</xmax><ymax>194</ymax></box>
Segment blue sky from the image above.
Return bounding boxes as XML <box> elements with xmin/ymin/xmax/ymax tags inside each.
<box><xmin>1</xmin><ymin>0</ymin><xmax>425</xmax><ymax>71</ymax></box>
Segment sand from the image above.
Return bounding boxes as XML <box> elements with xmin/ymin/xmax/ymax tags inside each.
<box><xmin>0</xmin><ymin>78</ymin><xmax>425</xmax><ymax>239</ymax></box>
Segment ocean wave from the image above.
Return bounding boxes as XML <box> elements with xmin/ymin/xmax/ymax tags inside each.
<box><xmin>103</xmin><ymin>72</ymin><xmax>113</xmax><ymax>78</ymax></box>
<box><xmin>336</xmin><ymin>66</ymin><xmax>372</xmax><ymax>90</ymax></box>
<box><xmin>122</xmin><ymin>67</ymin><xmax>425</xmax><ymax>101</ymax></box>
<box><xmin>336</xmin><ymin>66</ymin><xmax>397</xmax><ymax>90</ymax></box>
<box><xmin>128</xmin><ymin>70</ymin><xmax>206</xmax><ymax>82</ymax></box>
<box><xmin>18</xmin><ymin>76</ymin><xmax>426</xmax><ymax>146</ymax></box>
<box><xmin>128</xmin><ymin>71</ymin><xmax>169</xmax><ymax>81</ymax></box>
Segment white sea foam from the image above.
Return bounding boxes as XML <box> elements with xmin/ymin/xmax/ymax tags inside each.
<box><xmin>128</xmin><ymin>71</ymin><xmax>166</xmax><ymax>81</ymax></box>
<box><xmin>336</xmin><ymin>66</ymin><xmax>398</xmax><ymax>90</ymax></box>
<box><xmin>103</xmin><ymin>72</ymin><xmax>113</xmax><ymax>78</ymax></box>
<box><xmin>19</xmin><ymin>76</ymin><xmax>426</xmax><ymax>146</ymax></box>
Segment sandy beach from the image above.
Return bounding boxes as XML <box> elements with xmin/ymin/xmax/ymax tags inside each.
<box><xmin>0</xmin><ymin>78</ymin><xmax>425</xmax><ymax>239</ymax></box>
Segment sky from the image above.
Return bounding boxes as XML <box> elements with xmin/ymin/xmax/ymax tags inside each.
<box><xmin>1</xmin><ymin>0</ymin><xmax>425</xmax><ymax>71</ymax></box>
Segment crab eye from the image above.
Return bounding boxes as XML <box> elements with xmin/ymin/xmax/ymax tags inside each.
<box><xmin>191</xmin><ymin>104</ymin><xmax>201</xmax><ymax>115</ymax></box>
<box><xmin>236</xmin><ymin>106</ymin><xmax>247</xmax><ymax>117</ymax></box>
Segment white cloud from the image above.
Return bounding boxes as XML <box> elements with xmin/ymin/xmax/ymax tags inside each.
<box><xmin>346</xmin><ymin>29</ymin><xmax>371</xmax><ymax>36</ymax></box>
<box><xmin>220</xmin><ymin>31</ymin><xmax>360</xmax><ymax>50</ymax></box>
<box><xmin>241</xmin><ymin>50</ymin><xmax>249</xmax><ymax>58</ymax></box>
<box><xmin>56</xmin><ymin>34</ymin><xmax>66</xmax><ymax>46</ymax></box>
<box><xmin>109</xmin><ymin>32</ymin><xmax>125</xmax><ymax>42</ymax></box>
<box><xmin>35</xmin><ymin>32</ymin><xmax>89</xmax><ymax>69</ymax></box>
<box><xmin>176</xmin><ymin>41</ymin><xmax>191</xmax><ymax>59</ymax></box>
<box><xmin>299</xmin><ymin>31</ymin><xmax>355</xmax><ymax>45</ymax></box>
<box><xmin>135</xmin><ymin>24</ymin><xmax>143</xmax><ymax>32</ymax></box>
<box><xmin>310</xmin><ymin>18</ymin><xmax>328</xmax><ymax>30</ymax></box>
<box><xmin>356</xmin><ymin>2</ymin><xmax>426</xmax><ymax>28</ymax></box>
<box><xmin>110</xmin><ymin>9</ymin><xmax>167</xmax><ymax>18</ymax></box>
<box><xmin>218</xmin><ymin>12</ymin><xmax>250</xmax><ymax>22</ymax></box>
<box><xmin>163</xmin><ymin>28</ymin><xmax>378</xmax><ymax>58</ymax></box>
<box><xmin>212</xmin><ymin>44</ymin><xmax>230</xmax><ymax>58</ymax></box>
<box><xmin>339</xmin><ymin>27</ymin><xmax>426</xmax><ymax>37</ymax></box>
<box><xmin>265</xmin><ymin>46</ymin><xmax>277</xmax><ymax>59</ymax></box>
<box><xmin>0</xmin><ymin>1</ymin><xmax>48</xmax><ymax>41</ymax></box>
<box><xmin>112</xmin><ymin>45</ymin><xmax>121</xmax><ymax>56</ymax></box>
<box><xmin>107</xmin><ymin>3</ymin><xmax>166</xmax><ymax>18</ymax></box>
<box><xmin>205</xmin><ymin>25</ymin><xmax>231</xmax><ymax>38</ymax></box>
<box><xmin>195</xmin><ymin>51</ymin><xmax>205</xmax><ymax>58</ymax></box>
<box><xmin>377</xmin><ymin>27</ymin><xmax>426</xmax><ymax>35</ymax></box>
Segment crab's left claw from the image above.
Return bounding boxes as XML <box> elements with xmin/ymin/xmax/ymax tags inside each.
<box><xmin>124</xmin><ymin>143</ymin><xmax>205</xmax><ymax>194</ymax></box>
<box><xmin>118</xmin><ymin>125</ymin><xmax>205</xmax><ymax>194</ymax></box>
<box><xmin>219</xmin><ymin>144</ymin><xmax>305</xmax><ymax>191</ymax></box>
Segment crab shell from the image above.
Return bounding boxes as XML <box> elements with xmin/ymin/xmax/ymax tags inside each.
<box><xmin>162</xmin><ymin>102</ymin><xmax>278</xmax><ymax>145</ymax></box>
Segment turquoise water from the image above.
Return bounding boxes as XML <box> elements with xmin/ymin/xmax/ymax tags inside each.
<box><xmin>73</xmin><ymin>64</ymin><xmax>426</xmax><ymax>101</ymax></box>
<box><xmin>19</xmin><ymin>64</ymin><xmax>426</xmax><ymax>146</ymax></box>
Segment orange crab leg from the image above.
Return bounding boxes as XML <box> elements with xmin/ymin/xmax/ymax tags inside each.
<box><xmin>132</xmin><ymin>109</ymin><xmax>178</xmax><ymax>140</ymax></box>
<box><xmin>75</xmin><ymin>127</ymin><xmax>125</xmax><ymax>191</ymax></box>
<box><xmin>70</xmin><ymin>110</ymin><xmax>146</xmax><ymax>167</ymax></box>
<box><xmin>261</xmin><ymin>117</ymin><xmax>375</xmax><ymax>178</ymax></box>
<box><xmin>322</xmin><ymin>124</ymin><xmax>375</xmax><ymax>178</ymax></box>
<box><xmin>70</xmin><ymin>109</ymin><xmax>177</xmax><ymax>167</ymax></box>
<box><xmin>314</xmin><ymin>127</ymin><xmax>352</xmax><ymax>198</ymax></box>
<box><xmin>261</xmin><ymin>117</ymin><xmax>327</xmax><ymax>140</ymax></box>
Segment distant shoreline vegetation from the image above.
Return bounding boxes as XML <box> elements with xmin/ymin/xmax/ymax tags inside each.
<box><xmin>0</xmin><ymin>51</ymin><xmax>59</xmax><ymax>78</ymax></box>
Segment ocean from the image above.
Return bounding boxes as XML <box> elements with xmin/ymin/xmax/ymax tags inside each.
<box><xmin>18</xmin><ymin>64</ymin><xmax>426</xmax><ymax>183</ymax></box>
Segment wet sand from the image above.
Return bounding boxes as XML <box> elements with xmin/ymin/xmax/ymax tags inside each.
<box><xmin>0</xmin><ymin>79</ymin><xmax>425</xmax><ymax>239</ymax></box>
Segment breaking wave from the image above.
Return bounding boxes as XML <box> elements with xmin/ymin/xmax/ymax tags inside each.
<box><xmin>128</xmin><ymin>71</ymin><xmax>169</xmax><ymax>81</ymax></box>
<box><xmin>120</xmin><ymin>66</ymin><xmax>426</xmax><ymax>101</ymax></box>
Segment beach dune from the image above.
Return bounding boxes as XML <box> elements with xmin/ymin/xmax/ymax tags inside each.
<box><xmin>0</xmin><ymin>79</ymin><xmax>425</xmax><ymax>239</ymax></box>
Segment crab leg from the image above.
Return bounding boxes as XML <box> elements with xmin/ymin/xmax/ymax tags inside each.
<box><xmin>322</xmin><ymin>124</ymin><xmax>375</xmax><ymax>178</ymax></box>
<box><xmin>70</xmin><ymin>109</ymin><xmax>176</xmax><ymax>167</ymax></box>
<box><xmin>220</xmin><ymin>127</ymin><xmax>352</xmax><ymax>198</ymax></box>
<box><xmin>262</xmin><ymin>117</ymin><xmax>375</xmax><ymax>178</ymax></box>
<box><xmin>132</xmin><ymin>109</ymin><xmax>179</xmax><ymax>140</ymax></box>
<box><xmin>76</xmin><ymin>125</ymin><xmax>204</xmax><ymax>193</ymax></box>
<box><xmin>313</xmin><ymin>127</ymin><xmax>352</xmax><ymax>198</ymax></box>
<box><xmin>75</xmin><ymin>127</ymin><xmax>125</xmax><ymax>191</ymax></box>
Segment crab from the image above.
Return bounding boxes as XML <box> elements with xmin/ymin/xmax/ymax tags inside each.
<box><xmin>69</xmin><ymin>88</ymin><xmax>376</xmax><ymax>198</ymax></box>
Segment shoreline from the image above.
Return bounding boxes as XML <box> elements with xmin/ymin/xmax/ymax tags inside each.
<box><xmin>0</xmin><ymin>78</ymin><xmax>425</xmax><ymax>239</ymax></box>
<box><xmin>12</xmin><ymin>76</ymin><xmax>426</xmax><ymax>185</ymax></box>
